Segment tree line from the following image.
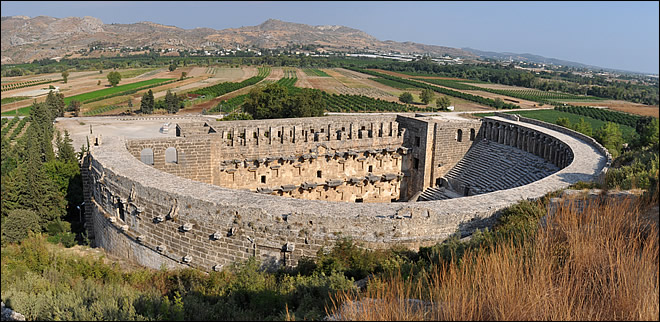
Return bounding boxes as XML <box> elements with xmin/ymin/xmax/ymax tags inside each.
<box><xmin>1</xmin><ymin>97</ymin><xmax>84</xmax><ymax>245</ymax></box>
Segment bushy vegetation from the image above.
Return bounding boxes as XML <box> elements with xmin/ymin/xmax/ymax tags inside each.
<box><xmin>242</xmin><ymin>82</ymin><xmax>325</xmax><ymax>119</ymax></box>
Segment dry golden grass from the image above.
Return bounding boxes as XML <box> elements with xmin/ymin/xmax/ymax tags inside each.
<box><xmin>328</xmin><ymin>194</ymin><xmax>659</xmax><ymax>321</ymax></box>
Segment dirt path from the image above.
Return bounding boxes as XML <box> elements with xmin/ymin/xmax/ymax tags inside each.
<box><xmin>294</xmin><ymin>67</ymin><xmax>315</xmax><ymax>89</ymax></box>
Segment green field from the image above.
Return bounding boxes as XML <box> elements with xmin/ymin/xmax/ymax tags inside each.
<box><xmin>2</xmin><ymin>78</ymin><xmax>173</xmax><ymax>116</ymax></box>
<box><xmin>1</xmin><ymin>96</ymin><xmax>30</xmax><ymax>105</ymax></box>
<box><xmin>64</xmin><ymin>78</ymin><xmax>172</xmax><ymax>104</ymax></box>
<box><xmin>474</xmin><ymin>109</ymin><xmax>636</xmax><ymax>142</ymax></box>
<box><xmin>1</xmin><ymin>105</ymin><xmax>32</xmax><ymax>117</ymax></box>
<box><xmin>302</xmin><ymin>68</ymin><xmax>330</xmax><ymax>77</ymax></box>
<box><xmin>372</xmin><ymin>77</ymin><xmax>420</xmax><ymax>90</ymax></box>
<box><xmin>118</xmin><ymin>68</ymin><xmax>158</xmax><ymax>79</ymax></box>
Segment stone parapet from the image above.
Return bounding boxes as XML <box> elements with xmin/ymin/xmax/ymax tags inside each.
<box><xmin>83</xmin><ymin>115</ymin><xmax>608</xmax><ymax>271</ymax></box>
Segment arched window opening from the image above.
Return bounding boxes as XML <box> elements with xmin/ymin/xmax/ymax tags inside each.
<box><xmin>165</xmin><ymin>147</ymin><xmax>178</xmax><ymax>164</ymax></box>
<box><xmin>457</xmin><ymin>129</ymin><xmax>463</xmax><ymax>142</ymax></box>
<box><xmin>140</xmin><ymin>148</ymin><xmax>154</xmax><ymax>165</ymax></box>
<box><xmin>470</xmin><ymin>128</ymin><xmax>475</xmax><ymax>141</ymax></box>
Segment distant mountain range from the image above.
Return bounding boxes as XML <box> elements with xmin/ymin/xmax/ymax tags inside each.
<box><xmin>0</xmin><ymin>15</ymin><xmax>475</xmax><ymax>64</ymax></box>
<box><xmin>1</xmin><ymin>15</ymin><xmax>648</xmax><ymax>75</ymax></box>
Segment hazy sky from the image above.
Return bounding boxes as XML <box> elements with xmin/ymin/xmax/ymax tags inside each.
<box><xmin>2</xmin><ymin>1</ymin><xmax>658</xmax><ymax>74</ymax></box>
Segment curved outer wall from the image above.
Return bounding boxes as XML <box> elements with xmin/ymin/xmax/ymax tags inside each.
<box><xmin>81</xmin><ymin>115</ymin><xmax>609</xmax><ymax>271</ymax></box>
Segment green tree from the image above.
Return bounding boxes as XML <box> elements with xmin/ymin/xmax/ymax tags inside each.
<box><xmin>243</xmin><ymin>83</ymin><xmax>289</xmax><ymax>119</ymax></box>
<box><xmin>221</xmin><ymin>112</ymin><xmax>254</xmax><ymax>121</ymax></box>
<box><xmin>420</xmin><ymin>88</ymin><xmax>435</xmax><ymax>105</ymax></box>
<box><xmin>572</xmin><ymin>118</ymin><xmax>593</xmax><ymax>137</ymax></box>
<box><xmin>556</xmin><ymin>117</ymin><xmax>571</xmax><ymax>128</ymax></box>
<box><xmin>635</xmin><ymin>116</ymin><xmax>659</xmax><ymax>148</ymax></box>
<box><xmin>180</xmin><ymin>71</ymin><xmax>187</xmax><ymax>80</ymax></box>
<box><xmin>164</xmin><ymin>90</ymin><xmax>181</xmax><ymax>114</ymax></box>
<box><xmin>45</xmin><ymin>90</ymin><xmax>65</xmax><ymax>118</ymax></box>
<box><xmin>107</xmin><ymin>71</ymin><xmax>121</xmax><ymax>87</ymax></box>
<box><xmin>55</xmin><ymin>130</ymin><xmax>77</xmax><ymax>163</ymax></box>
<box><xmin>1</xmin><ymin>130</ymin><xmax>66</xmax><ymax>228</ymax></box>
<box><xmin>242</xmin><ymin>83</ymin><xmax>324</xmax><ymax>119</ymax></box>
<box><xmin>436</xmin><ymin>96</ymin><xmax>452</xmax><ymax>110</ymax></box>
<box><xmin>399</xmin><ymin>92</ymin><xmax>413</xmax><ymax>104</ymax></box>
<box><xmin>140</xmin><ymin>90</ymin><xmax>155</xmax><ymax>114</ymax></box>
<box><xmin>1</xmin><ymin>209</ymin><xmax>40</xmax><ymax>244</ymax></box>
<box><xmin>61</xmin><ymin>70</ymin><xmax>69</xmax><ymax>84</ymax></box>
<box><xmin>27</xmin><ymin>102</ymin><xmax>56</xmax><ymax>162</ymax></box>
<box><xmin>286</xmin><ymin>89</ymin><xmax>325</xmax><ymax>118</ymax></box>
<box><xmin>494</xmin><ymin>97</ymin><xmax>504</xmax><ymax>109</ymax></box>
<box><xmin>169</xmin><ymin>64</ymin><xmax>177</xmax><ymax>72</ymax></box>
<box><xmin>595</xmin><ymin>122</ymin><xmax>624</xmax><ymax>158</ymax></box>
<box><xmin>66</xmin><ymin>100</ymin><xmax>82</xmax><ymax>116</ymax></box>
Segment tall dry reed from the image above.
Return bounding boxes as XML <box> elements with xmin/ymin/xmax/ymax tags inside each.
<box><xmin>328</xmin><ymin>195</ymin><xmax>659</xmax><ymax>321</ymax></box>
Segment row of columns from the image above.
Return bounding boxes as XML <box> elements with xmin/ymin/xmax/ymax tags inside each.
<box><xmin>216</xmin><ymin>121</ymin><xmax>401</xmax><ymax>147</ymax></box>
<box><xmin>482</xmin><ymin>120</ymin><xmax>573</xmax><ymax>168</ymax></box>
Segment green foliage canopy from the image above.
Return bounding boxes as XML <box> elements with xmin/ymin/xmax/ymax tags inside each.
<box><xmin>399</xmin><ymin>92</ymin><xmax>413</xmax><ymax>104</ymax></box>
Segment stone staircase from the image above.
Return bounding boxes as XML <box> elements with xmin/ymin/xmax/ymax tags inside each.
<box><xmin>418</xmin><ymin>186</ymin><xmax>463</xmax><ymax>201</ymax></box>
<box><xmin>419</xmin><ymin>139</ymin><xmax>559</xmax><ymax>201</ymax></box>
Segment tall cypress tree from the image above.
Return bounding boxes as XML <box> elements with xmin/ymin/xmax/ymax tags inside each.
<box><xmin>56</xmin><ymin>130</ymin><xmax>77</xmax><ymax>163</ymax></box>
<box><xmin>45</xmin><ymin>90</ymin><xmax>65</xmax><ymax>118</ymax></box>
<box><xmin>140</xmin><ymin>89</ymin><xmax>155</xmax><ymax>114</ymax></box>
<box><xmin>27</xmin><ymin>102</ymin><xmax>55</xmax><ymax>162</ymax></box>
<box><xmin>1</xmin><ymin>129</ymin><xmax>66</xmax><ymax>228</ymax></box>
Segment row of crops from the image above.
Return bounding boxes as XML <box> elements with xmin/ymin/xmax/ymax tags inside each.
<box><xmin>83</xmin><ymin>105</ymin><xmax>125</xmax><ymax>117</ymax></box>
<box><xmin>554</xmin><ymin>105</ymin><xmax>641</xmax><ymax>128</ymax></box>
<box><xmin>276</xmin><ymin>71</ymin><xmax>298</xmax><ymax>90</ymax></box>
<box><xmin>302</xmin><ymin>68</ymin><xmax>330</xmax><ymax>77</ymax></box>
<box><xmin>209</xmin><ymin>95</ymin><xmax>248</xmax><ymax>114</ymax></box>
<box><xmin>413</xmin><ymin>78</ymin><xmax>479</xmax><ymax>90</ymax></box>
<box><xmin>191</xmin><ymin>66</ymin><xmax>271</xmax><ymax>97</ymax></box>
<box><xmin>417</xmin><ymin>78</ymin><xmax>602</xmax><ymax>104</ymax></box>
<box><xmin>65</xmin><ymin>78</ymin><xmax>175</xmax><ymax>105</ymax></box>
<box><xmin>1</xmin><ymin>96</ymin><xmax>30</xmax><ymax>105</ymax></box>
<box><xmin>322</xmin><ymin>92</ymin><xmax>415</xmax><ymax>113</ymax></box>
<box><xmin>1</xmin><ymin>79</ymin><xmax>60</xmax><ymax>92</ymax></box>
<box><xmin>371</xmin><ymin>77</ymin><xmax>420</xmax><ymax>90</ymax></box>
<box><xmin>1</xmin><ymin>117</ymin><xmax>19</xmax><ymax>137</ymax></box>
<box><xmin>1</xmin><ymin>116</ymin><xmax>30</xmax><ymax>141</ymax></box>
<box><xmin>348</xmin><ymin>68</ymin><xmax>520</xmax><ymax>109</ymax></box>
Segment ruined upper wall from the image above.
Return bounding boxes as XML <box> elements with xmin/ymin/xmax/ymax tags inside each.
<box><xmin>82</xmin><ymin>115</ymin><xmax>609</xmax><ymax>272</ymax></box>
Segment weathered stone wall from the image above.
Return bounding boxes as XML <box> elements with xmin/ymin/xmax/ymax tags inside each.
<box><xmin>83</xmin><ymin>115</ymin><xmax>608</xmax><ymax>272</ymax></box>
<box><xmin>429</xmin><ymin>119</ymin><xmax>483</xmax><ymax>186</ymax></box>
<box><xmin>125</xmin><ymin>136</ymin><xmax>213</xmax><ymax>184</ymax></box>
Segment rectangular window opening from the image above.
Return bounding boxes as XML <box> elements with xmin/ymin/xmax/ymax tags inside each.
<box><xmin>261</xmin><ymin>175</ymin><xmax>266</xmax><ymax>184</ymax></box>
<box><xmin>317</xmin><ymin>170</ymin><xmax>322</xmax><ymax>178</ymax></box>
